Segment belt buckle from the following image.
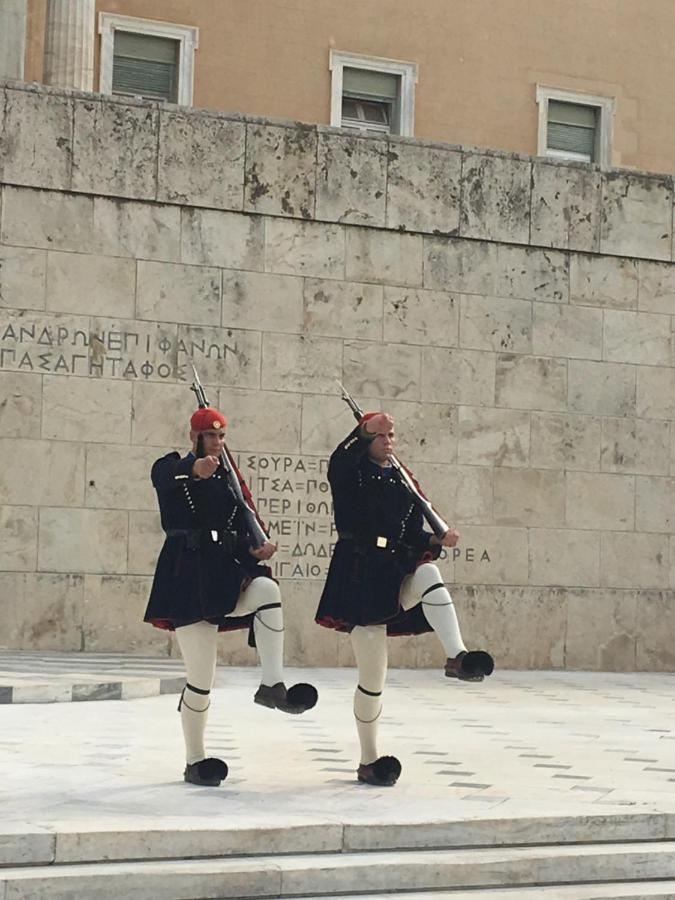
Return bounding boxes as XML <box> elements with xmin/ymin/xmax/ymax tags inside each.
<box><xmin>376</xmin><ymin>536</ymin><xmax>388</xmax><ymax>549</ymax></box>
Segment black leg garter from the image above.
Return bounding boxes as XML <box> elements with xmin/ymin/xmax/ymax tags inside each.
<box><xmin>177</xmin><ymin>682</ymin><xmax>211</xmax><ymax>712</ymax></box>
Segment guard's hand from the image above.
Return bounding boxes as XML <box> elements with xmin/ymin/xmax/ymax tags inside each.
<box><xmin>192</xmin><ymin>455</ymin><xmax>219</xmax><ymax>479</ymax></box>
<box><xmin>249</xmin><ymin>541</ymin><xmax>278</xmax><ymax>560</ymax></box>
<box><xmin>363</xmin><ymin>412</ymin><xmax>394</xmax><ymax>436</ymax></box>
<box><xmin>431</xmin><ymin>528</ymin><xmax>460</xmax><ymax>548</ymax></box>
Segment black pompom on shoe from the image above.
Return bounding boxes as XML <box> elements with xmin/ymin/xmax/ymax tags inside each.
<box><xmin>184</xmin><ymin>757</ymin><xmax>228</xmax><ymax>786</ymax></box>
<box><xmin>445</xmin><ymin>650</ymin><xmax>494</xmax><ymax>681</ymax></box>
<box><xmin>357</xmin><ymin>755</ymin><xmax>402</xmax><ymax>786</ymax></box>
<box><xmin>254</xmin><ymin>681</ymin><xmax>318</xmax><ymax>714</ymax></box>
<box><xmin>286</xmin><ymin>682</ymin><xmax>318</xmax><ymax>712</ymax></box>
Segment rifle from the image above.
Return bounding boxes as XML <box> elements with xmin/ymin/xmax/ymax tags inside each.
<box><xmin>189</xmin><ymin>363</ymin><xmax>268</xmax><ymax>549</ymax></box>
<box><xmin>337</xmin><ymin>381</ymin><xmax>450</xmax><ymax>540</ymax></box>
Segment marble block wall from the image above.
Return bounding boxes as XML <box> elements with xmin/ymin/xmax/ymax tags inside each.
<box><xmin>0</xmin><ymin>80</ymin><xmax>674</xmax><ymax>670</ymax></box>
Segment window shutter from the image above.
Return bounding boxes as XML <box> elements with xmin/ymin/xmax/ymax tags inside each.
<box><xmin>343</xmin><ymin>67</ymin><xmax>398</xmax><ymax>100</ymax></box>
<box><xmin>547</xmin><ymin>100</ymin><xmax>597</xmax><ymax>161</ymax></box>
<box><xmin>112</xmin><ymin>31</ymin><xmax>178</xmax><ymax>102</ymax></box>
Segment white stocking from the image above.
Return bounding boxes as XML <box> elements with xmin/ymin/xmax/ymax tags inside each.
<box><xmin>400</xmin><ymin>563</ymin><xmax>467</xmax><ymax>658</ymax></box>
<box><xmin>350</xmin><ymin>625</ymin><xmax>388</xmax><ymax>765</ymax></box>
<box><xmin>175</xmin><ymin>620</ymin><xmax>218</xmax><ymax>764</ymax></box>
<box><xmin>232</xmin><ymin>577</ymin><xmax>284</xmax><ymax>687</ymax></box>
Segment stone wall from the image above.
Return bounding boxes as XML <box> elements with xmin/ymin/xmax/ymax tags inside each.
<box><xmin>1</xmin><ymin>80</ymin><xmax>674</xmax><ymax>670</ymax></box>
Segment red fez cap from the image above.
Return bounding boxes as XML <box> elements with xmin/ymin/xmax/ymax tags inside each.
<box><xmin>190</xmin><ymin>407</ymin><xmax>227</xmax><ymax>432</ymax></box>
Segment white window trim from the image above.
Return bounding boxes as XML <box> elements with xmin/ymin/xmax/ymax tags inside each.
<box><xmin>329</xmin><ymin>49</ymin><xmax>418</xmax><ymax>137</ymax></box>
<box><xmin>98</xmin><ymin>12</ymin><xmax>199</xmax><ymax>106</ymax></box>
<box><xmin>536</xmin><ymin>85</ymin><xmax>615</xmax><ymax>169</ymax></box>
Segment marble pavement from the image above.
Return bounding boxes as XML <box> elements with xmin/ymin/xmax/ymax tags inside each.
<box><xmin>3</xmin><ymin>661</ymin><xmax>675</xmax><ymax>895</ymax></box>
<box><xmin>2</xmin><ymin>662</ymin><xmax>675</xmax><ymax>826</ymax></box>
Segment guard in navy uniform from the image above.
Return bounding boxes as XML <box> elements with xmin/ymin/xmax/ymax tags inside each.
<box><xmin>145</xmin><ymin>406</ymin><xmax>317</xmax><ymax>787</ymax></box>
<box><xmin>316</xmin><ymin>412</ymin><xmax>493</xmax><ymax>787</ymax></box>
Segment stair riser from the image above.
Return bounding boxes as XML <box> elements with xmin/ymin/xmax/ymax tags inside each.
<box><xmin>283</xmin><ymin>851</ymin><xmax>675</xmax><ymax>896</ymax></box>
<box><xmin>343</xmin><ymin>813</ymin><xmax>672</xmax><ymax>852</ymax></box>
<box><xmin>54</xmin><ymin>824</ymin><xmax>344</xmax><ymax>865</ymax></box>
<box><xmin>1</xmin><ymin>867</ymin><xmax>277</xmax><ymax>900</ymax></box>
<box><xmin>4</xmin><ymin>849</ymin><xmax>675</xmax><ymax>900</ymax></box>
<box><xmin>2</xmin><ymin>813</ymin><xmax>672</xmax><ymax>868</ymax></box>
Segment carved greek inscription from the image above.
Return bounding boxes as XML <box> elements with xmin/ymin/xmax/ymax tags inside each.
<box><xmin>237</xmin><ymin>451</ymin><xmax>491</xmax><ymax>580</ymax></box>
<box><xmin>236</xmin><ymin>452</ymin><xmax>334</xmax><ymax>580</ymax></box>
<box><xmin>0</xmin><ymin>313</ymin><xmax>247</xmax><ymax>383</ymax></box>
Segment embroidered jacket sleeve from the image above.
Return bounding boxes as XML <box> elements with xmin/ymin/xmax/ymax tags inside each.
<box><xmin>401</xmin><ymin>495</ymin><xmax>441</xmax><ymax>560</ymax></box>
<box><xmin>151</xmin><ymin>452</ymin><xmax>195</xmax><ymax>494</ymax></box>
<box><xmin>327</xmin><ymin>426</ymin><xmax>374</xmax><ymax>529</ymax></box>
<box><xmin>327</xmin><ymin>425</ymin><xmax>372</xmax><ymax>488</ymax></box>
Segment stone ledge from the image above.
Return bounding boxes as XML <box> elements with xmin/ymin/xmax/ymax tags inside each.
<box><xmin>2</xmin><ymin>80</ymin><xmax>675</xmax><ymax>263</ymax></box>
<box><xmin>0</xmin><ymin>650</ymin><xmax>184</xmax><ymax>703</ymax></box>
<box><xmin>0</xmin><ymin>676</ymin><xmax>184</xmax><ymax>704</ymax></box>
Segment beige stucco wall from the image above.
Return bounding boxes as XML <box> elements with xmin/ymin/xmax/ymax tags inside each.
<box><xmin>21</xmin><ymin>0</ymin><xmax>675</xmax><ymax>174</ymax></box>
<box><xmin>1</xmin><ymin>81</ymin><xmax>674</xmax><ymax>671</ymax></box>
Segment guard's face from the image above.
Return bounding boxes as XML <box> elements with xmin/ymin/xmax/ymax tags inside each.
<box><xmin>190</xmin><ymin>428</ymin><xmax>226</xmax><ymax>456</ymax></box>
<box><xmin>368</xmin><ymin>428</ymin><xmax>395</xmax><ymax>466</ymax></box>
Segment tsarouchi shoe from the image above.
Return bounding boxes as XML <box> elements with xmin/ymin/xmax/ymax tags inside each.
<box><xmin>183</xmin><ymin>757</ymin><xmax>228</xmax><ymax>786</ymax></box>
<box><xmin>357</xmin><ymin>755</ymin><xmax>402</xmax><ymax>787</ymax></box>
<box><xmin>253</xmin><ymin>681</ymin><xmax>318</xmax><ymax>714</ymax></box>
<box><xmin>445</xmin><ymin>650</ymin><xmax>494</xmax><ymax>682</ymax></box>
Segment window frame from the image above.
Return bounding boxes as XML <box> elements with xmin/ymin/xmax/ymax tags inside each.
<box><xmin>329</xmin><ymin>50</ymin><xmax>417</xmax><ymax>137</ymax></box>
<box><xmin>98</xmin><ymin>12</ymin><xmax>199</xmax><ymax>106</ymax></box>
<box><xmin>536</xmin><ymin>85</ymin><xmax>615</xmax><ymax>169</ymax></box>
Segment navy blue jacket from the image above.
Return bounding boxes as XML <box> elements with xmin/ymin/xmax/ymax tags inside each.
<box><xmin>144</xmin><ymin>451</ymin><xmax>268</xmax><ymax>632</ymax></box>
<box><xmin>316</xmin><ymin>426</ymin><xmax>440</xmax><ymax>634</ymax></box>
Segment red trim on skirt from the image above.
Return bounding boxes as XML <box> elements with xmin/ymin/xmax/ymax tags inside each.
<box><xmin>146</xmin><ymin>616</ymin><xmax>250</xmax><ymax>633</ymax></box>
<box><xmin>314</xmin><ymin>613</ymin><xmax>425</xmax><ymax>638</ymax></box>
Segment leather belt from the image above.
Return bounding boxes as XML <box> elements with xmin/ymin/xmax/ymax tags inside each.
<box><xmin>165</xmin><ymin>528</ymin><xmax>237</xmax><ymax>551</ymax></box>
<box><xmin>338</xmin><ymin>532</ymin><xmax>389</xmax><ymax>549</ymax></box>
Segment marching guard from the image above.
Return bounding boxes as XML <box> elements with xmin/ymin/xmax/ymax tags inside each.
<box><xmin>316</xmin><ymin>397</ymin><xmax>494</xmax><ymax>787</ymax></box>
<box><xmin>145</xmin><ymin>385</ymin><xmax>317</xmax><ymax>787</ymax></box>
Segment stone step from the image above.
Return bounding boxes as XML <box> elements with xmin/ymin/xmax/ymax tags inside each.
<box><xmin>0</xmin><ymin>674</ymin><xmax>184</xmax><ymax>703</ymax></box>
<box><xmin>301</xmin><ymin>884</ymin><xmax>675</xmax><ymax>899</ymax></box>
<box><xmin>0</xmin><ymin>650</ymin><xmax>185</xmax><ymax>703</ymax></box>
<box><xmin>2</xmin><ymin>813</ymin><xmax>673</xmax><ymax>867</ymax></box>
<box><xmin>3</xmin><ymin>841</ymin><xmax>675</xmax><ymax>899</ymax></box>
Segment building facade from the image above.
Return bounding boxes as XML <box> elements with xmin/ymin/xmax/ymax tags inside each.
<box><xmin>2</xmin><ymin>0</ymin><xmax>675</xmax><ymax>174</ymax></box>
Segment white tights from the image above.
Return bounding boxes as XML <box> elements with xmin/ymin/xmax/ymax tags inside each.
<box><xmin>175</xmin><ymin>577</ymin><xmax>285</xmax><ymax>764</ymax></box>
<box><xmin>350</xmin><ymin>564</ymin><xmax>466</xmax><ymax>765</ymax></box>
<box><xmin>399</xmin><ymin>563</ymin><xmax>466</xmax><ymax>659</ymax></box>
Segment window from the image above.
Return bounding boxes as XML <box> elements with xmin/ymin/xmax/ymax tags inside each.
<box><xmin>112</xmin><ymin>31</ymin><xmax>179</xmax><ymax>102</ymax></box>
<box><xmin>330</xmin><ymin>50</ymin><xmax>417</xmax><ymax>137</ymax></box>
<box><xmin>341</xmin><ymin>68</ymin><xmax>398</xmax><ymax>134</ymax></box>
<box><xmin>536</xmin><ymin>86</ymin><xmax>614</xmax><ymax>169</ymax></box>
<box><xmin>546</xmin><ymin>100</ymin><xmax>597</xmax><ymax>162</ymax></box>
<box><xmin>99</xmin><ymin>13</ymin><xmax>198</xmax><ymax>106</ymax></box>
